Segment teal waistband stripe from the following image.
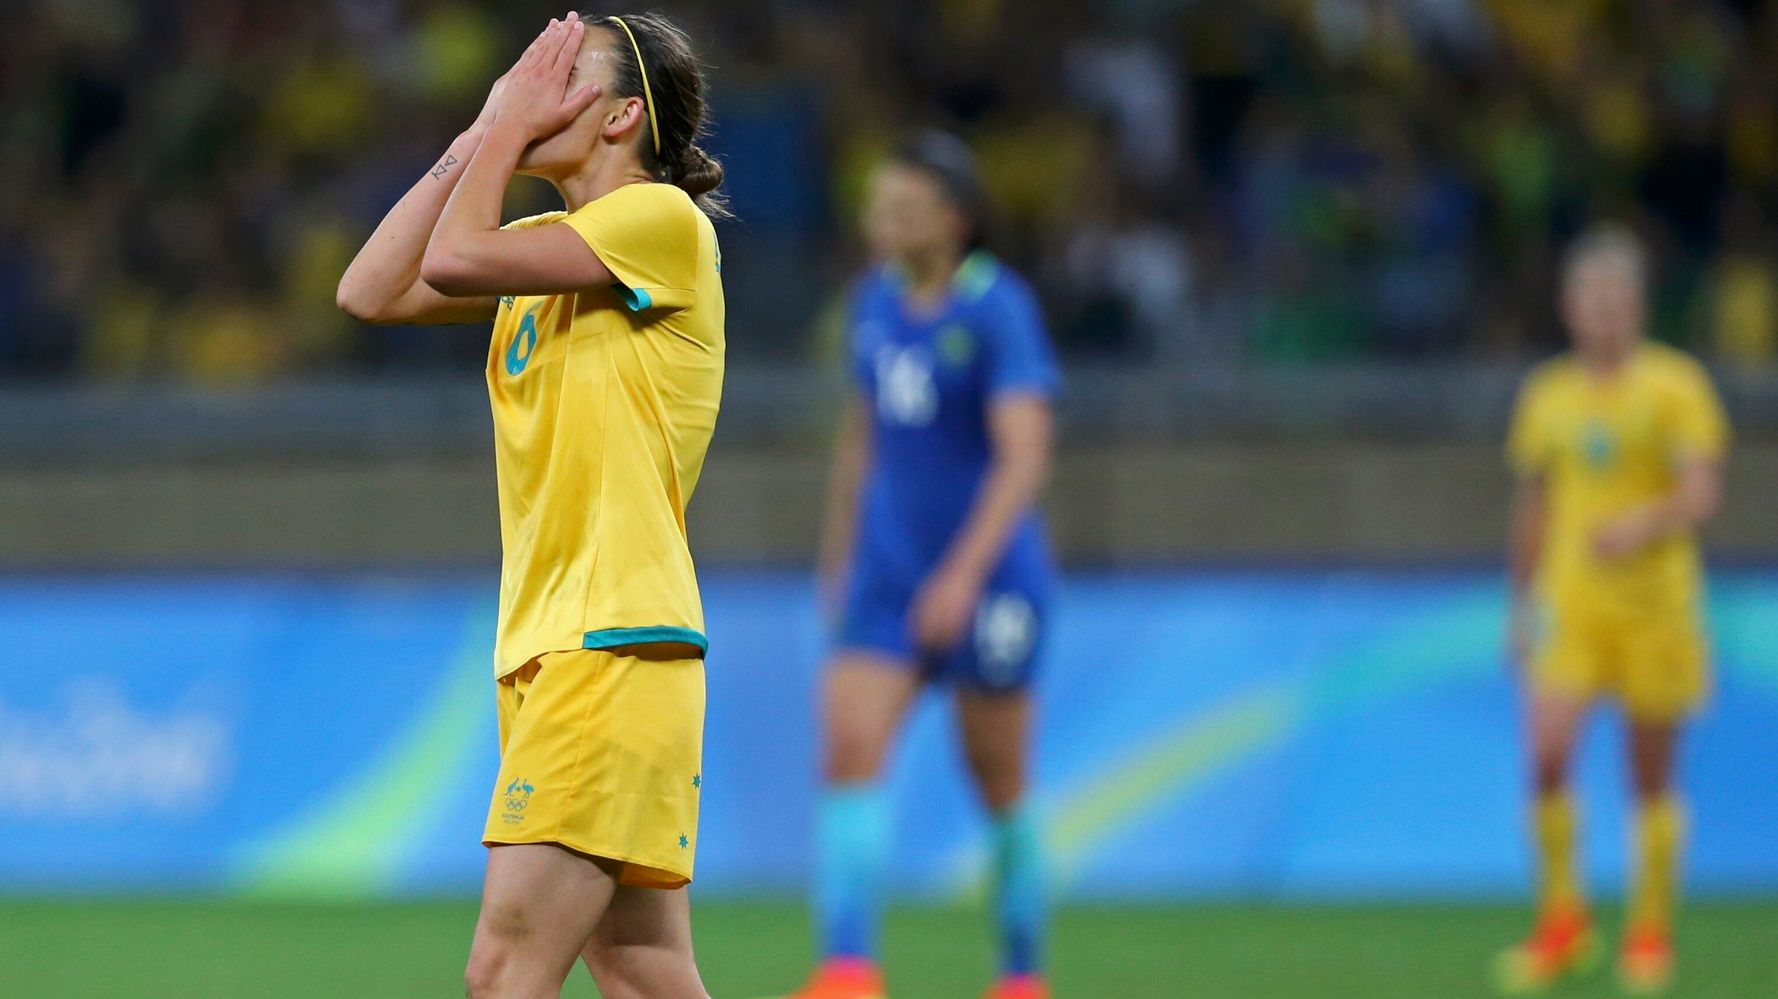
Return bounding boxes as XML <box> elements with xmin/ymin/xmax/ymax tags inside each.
<box><xmin>583</xmin><ymin>625</ymin><xmax>708</xmax><ymax>655</ymax></box>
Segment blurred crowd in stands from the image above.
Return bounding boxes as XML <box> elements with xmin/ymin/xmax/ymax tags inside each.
<box><xmin>3</xmin><ymin>0</ymin><xmax>1776</xmax><ymax>383</ymax></box>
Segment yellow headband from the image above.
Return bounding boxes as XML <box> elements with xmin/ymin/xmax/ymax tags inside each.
<box><xmin>605</xmin><ymin>16</ymin><xmax>661</xmax><ymax>157</ymax></box>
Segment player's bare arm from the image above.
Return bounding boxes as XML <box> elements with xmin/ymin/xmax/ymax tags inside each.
<box><xmin>909</xmin><ymin>393</ymin><xmax>1052</xmax><ymax>652</ymax></box>
<box><xmin>423</xmin><ymin>18</ymin><xmax>615</xmax><ymax>298</ymax></box>
<box><xmin>333</xmin><ymin>28</ymin><xmax>552</xmax><ymax>325</ymax></box>
<box><xmin>1593</xmin><ymin>457</ymin><xmax>1724</xmax><ymax>562</ymax></box>
<box><xmin>818</xmin><ymin>394</ymin><xmax>871</xmax><ymax>614</ymax></box>
<box><xmin>1507</xmin><ymin>472</ymin><xmax>1548</xmax><ymax>668</ymax></box>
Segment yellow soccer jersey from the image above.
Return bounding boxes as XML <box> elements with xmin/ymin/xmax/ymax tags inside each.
<box><xmin>486</xmin><ymin>182</ymin><xmax>724</xmax><ymax>678</ymax></box>
<box><xmin>1507</xmin><ymin>343</ymin><xmax>1728</xmax><ymax>610</ymax></box>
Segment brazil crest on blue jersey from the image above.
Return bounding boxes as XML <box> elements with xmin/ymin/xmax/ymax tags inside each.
<box><xmin>838</xmin><ymin>251</ymin><xmax>1060</xmax><ymax>689</ymax></box>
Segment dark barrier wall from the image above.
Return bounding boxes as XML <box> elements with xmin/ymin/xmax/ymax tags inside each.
<box><xmin>5</xmin><ymin>442</ymin><xmax>1778</xmax><ymax>567</ymax></box>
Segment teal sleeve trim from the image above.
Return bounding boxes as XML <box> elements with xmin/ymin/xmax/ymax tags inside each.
<box><xmin>953</xmin><ymin>251</ymin><xmax>1001</xmax><ymax>303</ymax></box>
<box><xmin>616</xmin><ymin>283</ymin><xmax>654</xmax><ymax>312</ymax></box>
<box><xmin>583</xmin><ymin>625</ymin><xmax>708</xmax><ymax>656</ymax></box>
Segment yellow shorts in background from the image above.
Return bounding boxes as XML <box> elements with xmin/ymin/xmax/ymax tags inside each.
<box><xmin>1530</xmin><ymin>594</ymin><xmax>1708</xmax><ymax>721</ymax></box>
<box><xmin>483</xmin><ymin>648</ymin><xmax>705</xmax><ymax>888</ymax></box>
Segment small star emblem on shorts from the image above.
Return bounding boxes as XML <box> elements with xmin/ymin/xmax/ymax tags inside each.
<box><xmin>679</xmin><ymin>834</ymin><xmax>689</xmax><ymax>848</ymax></box>
<box><xmin>691</xmin><ymin>774</ymin><xmax>701</xmax><ymax>788</ymax></box>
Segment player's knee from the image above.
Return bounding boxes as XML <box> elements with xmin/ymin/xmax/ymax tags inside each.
<box><xmin>582</xmin><ymin>941</ymin><xmax>705</xmax><ymax>999</ymax></box>
<box><xmin>464</xmin><ymin>904</ymin><xmax>531</xmax><ymax>996</ymax></box>
<box><xmin>1532</xmin><ymin>755</ymin><xmax>1568</xmax><ymax>796</ymax></box>
<box><xmin>580</xmin><ymin>937</ymin><xmax>646</xmax><ymax>991</ymax></box>
<box><xmin>1631</xmin><ymin>764</ymin><xmax>1673</xmax><ymax>801</ymax></box>
<box><xmin>579</xmin><ymin>942</ymin><xmax>626</xmax><ymax>997</ymax></box>
<box><xmin>824</xmin><ymin>726</ymin><xmax>888</xmax><ymax>782</ymax></box>
<box><xmin>463</xmin><ymin>949</ymin><xmax>506</xmax><ymax>999</ymax></box>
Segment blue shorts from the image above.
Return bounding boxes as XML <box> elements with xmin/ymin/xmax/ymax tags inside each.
<box><xmin>835</xmin><ymin>560</ymin><xmax>1048</xmax><ymax>691</ymax></box>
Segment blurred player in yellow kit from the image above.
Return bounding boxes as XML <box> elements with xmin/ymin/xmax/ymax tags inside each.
<box><xmin>1497</xmin><ymin>227</ymin><xmax>1729</xmax><ymax>996</ymax></box>
<box><xmin>339</xmin><ymin>12</ymin><xmax>726</xmax><ymax>998</ymax></box>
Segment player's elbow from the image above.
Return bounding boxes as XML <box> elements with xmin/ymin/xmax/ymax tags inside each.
<box><xmin>1006</xmin><ymin>431</ymin><xmax>1054</xmax><ymax>481</ymax></box>
<box><xmin>335</xmin><ymin>275</ymin><xmax>405</xmax><ymax>325</ymax></box>
<box><xmin>419</xmin><ymin>249</ymin><xmax>485</xmax><ymax>298</ymax></box>
<box><xmin>335</xmin><ymin>283</ymin><xmax>386</xmax><ymax>324</ymax></box>
<box><xmin>1678</xmin><ymin>461</ymin><xmax>1726</xmax><ymax>526</ymax></box>
<box><xmin>1687</xmin><ymin>478</ymin><xmax>1724</xmax><ymax>525</ymax></box>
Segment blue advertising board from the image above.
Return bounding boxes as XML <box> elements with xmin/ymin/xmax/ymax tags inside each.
<box><xmin>1</xmin><ymin>569</ymin><xmax>1774</xmax><ymax>900</ymax></box>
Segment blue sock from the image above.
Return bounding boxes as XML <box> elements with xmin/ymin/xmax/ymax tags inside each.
<box><xmin>815</xmin><ymin>783</ymin><xmax>891</xmax><ymax>962</ymax></box>
<box><xmin>992</xmin><ymin>801</ymin><xmax>1046</xmax><ymax>977</ymax></box>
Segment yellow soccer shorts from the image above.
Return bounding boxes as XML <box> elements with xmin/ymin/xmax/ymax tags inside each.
<box><xmin>1530</xmin><ymin>591</ymin><xmax>1709</xmax><ymax>722</ymax></box>
<box><xmin>483</xmin><ymin>648</ymin><xmax>705</xmax><ymax>888</ymax></box>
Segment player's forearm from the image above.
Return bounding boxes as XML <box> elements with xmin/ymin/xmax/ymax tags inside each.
<box><xmin>941</xmin><ymin>448</ymin><xmax>1049</xmax><ymax>584</ymax></box>
<box><xmin>818</xmin><ymin>478</ymin><xmax>860</xmax><ymax>584</ymax></box>
<box><xmin>1632</xmin><ymin>499</ymin><xmax>1692</xmax><ymax>542</ymax></box>
<box><xmin>818</xmin><ymin>407</ymin><xmax>868</xmax><ymax>582</ymax></box>
<box><xmin>943</xmin><ymin>399</ymin><xmax>1053</xmax><ymax>583</ymax></box>
<box><xmin>1507</xmin><ymin>482</ymin><xmax>1546</xmax><ymax>596</ymax></box>
<box><xmin>337</xmin><ymin>129</ymin><xmax>485</xmax><ymax>321</ymax></box>
<box><xmin>1628</xmin><ymin>484</ymin><xmax>1720</xmax><ymax>541</ymax></box>
<box><xmin>422</xmin><ymin>121</ymin><xmax>528</xmax><ymax>296</ymax></box>
<box><xmin>1508</xmin><ymin>539</ymin><xmax>1541</xmax><ymax>597</ymax></box>
<box><xmin>1663</xmin><ymin>460</ymin><xmax>1724</xmax><ymax>532</ymax></box>
<box><xmin>1614</xmin><ymin>461</ymin><xmax>1724</xmax><ymax>552</ymax></box>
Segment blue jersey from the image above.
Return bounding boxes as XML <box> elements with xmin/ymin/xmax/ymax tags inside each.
<box><xmin>848</xmin><ymin>252</ymin><xmax>1060</xmax><ymax>589</ymax></box>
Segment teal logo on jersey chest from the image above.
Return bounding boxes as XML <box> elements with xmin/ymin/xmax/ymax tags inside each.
<box><xmin>1581</xmin><ymin>420</ymin><xmax>1618</xmax><ymax>469</ymax></box>
<box><xmin>506</xmin><ymin>307</ymin><xmax>540</xmax><ymax>376</ymax></box>
<box><xmin>937</xmin><ymin>325</ymin><xmax>976</xmax><ymax>367</ymax></box>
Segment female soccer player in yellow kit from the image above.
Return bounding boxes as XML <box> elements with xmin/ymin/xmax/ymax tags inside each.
<box><xmin>338</xmin><ymin>13</ymin><xmax>725</xmax><ymax>998</ymax></box>
<box><xmin>1496</xmin><ymin>227</ymin><xmax>1728</xmax><ymax>997</ymax></box>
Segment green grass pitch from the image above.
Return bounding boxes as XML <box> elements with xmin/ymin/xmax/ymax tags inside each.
<box><xmin>2</xmin><ymin>898</ymin><xmax>1774</xmax><ymax>997</ymax></box>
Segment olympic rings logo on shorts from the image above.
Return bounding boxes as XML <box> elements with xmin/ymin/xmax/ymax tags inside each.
<box><xmin>502</xmin><ymin>776</ymin><xmax>535</xmax><ymax>815</ymax></box>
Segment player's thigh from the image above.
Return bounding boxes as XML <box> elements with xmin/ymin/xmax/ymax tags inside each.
<box><xmin>955</xmin><ymin>686</ymin><xmax>1034</xmax><ymax>811</ymax></box>
<box><xmin>1627</xmin><ymin>718</ymin><xmax>1682</xmax><ymax>799</ymax></box>
<box><xmin>470</xmin><ymin>843</ymin><xmax>621</xmax><ymax>985</ymax></box>
<box><xmin>823</xmin><ymin>651</ymin><xmax>922</xmax><ymax>780</ymax></box>
<box><xmin>581</xmin><ymin>885</ymin><xmax>707</xmax><ymax>999</ymax></box>
<box><xmin>1526</xmin><ymin>690</ymin><xmax>1589</xmax><ymax>790</ymax></box>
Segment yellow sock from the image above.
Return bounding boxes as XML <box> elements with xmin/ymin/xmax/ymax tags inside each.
<box><xmin>1630</xmin><ymin>794</ymin><xmax>1685</xmax><ymax>932</ymax></box>
<box><xmin>1534</xmin><ymin>792</ymin><xmax>1583</xmax><ymax>917</ymax></box>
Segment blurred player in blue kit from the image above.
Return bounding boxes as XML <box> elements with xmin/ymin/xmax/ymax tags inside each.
<box><xmin>784</xmin><ymin>133</ymin><xmax>1060</xmax><ymax>999</ymax></box>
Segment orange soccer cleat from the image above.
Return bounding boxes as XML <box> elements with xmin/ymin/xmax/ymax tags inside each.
<box><xmin>784</xmin><ymin>958</ymin><xmax>887</xmax><ymax>999</ymax></box>
<box><xmin>1492</xmin><ymin>907</ymin><xmax>1601</xmax><ymax>995</ymax></box>
<box><xmin>983</xmin><ymin>973</ymin><xmax>1049</xmax><ymax>999</ymax></box>
<box><xmin>1617</xmin><ymin>922</ymin><xmax>1674</xmax><ymax>995</ymax></box>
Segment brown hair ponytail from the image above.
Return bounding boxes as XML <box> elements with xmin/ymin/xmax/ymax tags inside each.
<box><xmin>672</xmin><ymin>142</ymin><xmax>725</xmax><ymax>204</ymax></box>
<box><xmin>601</xmin><ymin>12</ymin><xmax>731</xmax><ymax>219</ymax></box>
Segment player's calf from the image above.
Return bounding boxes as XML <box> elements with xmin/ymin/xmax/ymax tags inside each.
<box><xmin>580</xmin><ymin>885</ymin><xmax>710</xmax><ymax>999</ymax></box>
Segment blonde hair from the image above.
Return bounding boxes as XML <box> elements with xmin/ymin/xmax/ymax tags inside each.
<box><xmin>1562</xmin><ymin>224</ymin><xmax>1647</xmax><ymax>288</ymax></box>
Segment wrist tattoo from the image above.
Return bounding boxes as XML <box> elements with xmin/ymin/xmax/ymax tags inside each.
<box><xmin>430</xmin><ymin>153</ymin><xmax>460</xmax><ymax>180</ymax></box>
